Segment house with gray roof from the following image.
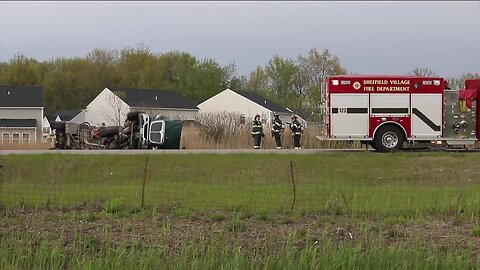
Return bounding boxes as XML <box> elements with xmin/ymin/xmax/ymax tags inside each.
<box><xmin>0</xmin><ymin>86</ymin><xmax>44</xmax><ymax>144</ymax></box>
<box><xmin>82</xmin><ymin>87</ymin><xmax>199</xmax><ymax>127</ymax></box>
<box><xmin>197</xmin><ymin>88</ymin><xmax>306</xmax><ymax>126</ymax></box>
<box><xmin>123</xmin><ymin>89</ymin><xmax>199</xmax><ymax>121</ymax></box>
<box><xmin>50</xmin><ymin>109</ymin><xmax>83</xmax><ymax>122</ymax></box>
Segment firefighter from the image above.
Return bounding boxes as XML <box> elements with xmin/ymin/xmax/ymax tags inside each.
<box><xmin>271</xmin><ymin>112</ymin><xmax>283</xmax><ymax>149</ymax></box>
<box><xmin>251</xmin><ymin>114</ymin><xmax>264</xmax><ymax>149</ymax></box>
<box><xmin>290</xmin><ymin>114</ymin><xmax>303</xmax><ymax>149</ymax></box>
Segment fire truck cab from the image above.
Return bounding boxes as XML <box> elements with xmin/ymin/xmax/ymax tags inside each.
<box><xmin>319</xmin><ymin>75</ymin><xmax>480</xmax><ymax>152</ymax></box>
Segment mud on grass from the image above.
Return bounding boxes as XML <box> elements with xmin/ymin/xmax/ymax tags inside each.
<box><xmin>1</xmin><ymin>206</ymin><xmax>479</xmax><ymax>269</ymax></box>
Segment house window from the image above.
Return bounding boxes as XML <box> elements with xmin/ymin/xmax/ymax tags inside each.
<box><xmin>261</xmin><ymin>113</ymin><xmax>267</xmax><ymax>124</ymax></box>
<box><xmin>12</xmin><ymin>133</ymin><xmax>20</xmax><ymax>144</ymax></box>
<box><xmin>22</xmin><ymin>133</ymin><xmax>30</xmax><ymax>144</ymax></box>
<box><xmin>2</xmin><ymin>133</ymin><xmax>10</xmax><ymax>144</ymax></box>
<box><xmin>101</xmin><ymin>122</ymin><xmax>106</xmax><ymax>127</ymax></box>
<box><xmin>240</xmin><ymin>114</ymin><xmax>246</xmax><ymax>124</ymax></box>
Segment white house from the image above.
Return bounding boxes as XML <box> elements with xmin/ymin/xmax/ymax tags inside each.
<box><xmin>83</xmin><ymin>88</ymin><xmax>130</xmax><ymax>127</ymax></box>
<box><xmin>82</xmin><ymin>87</ymin><xmax>199</xmax><ymax>126</ymax></box>
<box><xmin>124</xmin><ymin>89</ymin><xmax>199</xmax><ymax>121</ymax></box>
<box><xmin>0</xmin><ymin>86</ymin><xmax>44</xmax><ymax>144</ymax></box>
<box><xmin>50</xmin><ymin>109</ymin><xmax>84</xmax><ymax>122</ymax></box>
<box><xmin>42</xmin><ymin>116</ymin><xmax>53</xmax><ymax>141</ymax></box>
<box><xmin>197</xmin><ymin>89</ymin><xmax>306</xmax><ymax>126</ymax></box>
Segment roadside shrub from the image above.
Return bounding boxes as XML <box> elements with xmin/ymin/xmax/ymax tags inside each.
<box><xmin>104</xmin><ymin>198</ymin><xmax>124</xmax><ymax>214</ymax></box>
<box><xmin>472</xmin><ymin>226</ymin><xmax>480</xmax><ymax>237</ymax></box>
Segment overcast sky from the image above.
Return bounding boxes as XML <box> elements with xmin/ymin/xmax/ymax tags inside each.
<box><xmin>0</xmin><ymin>1</ymin><xmax>479</xmax><ymax>78</ymax></box>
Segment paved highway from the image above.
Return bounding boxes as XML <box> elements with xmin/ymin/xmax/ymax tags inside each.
<box><xmin>0</xmin><ymin>149</ymin><xmax>371</xmax><ymax>155</ymax></box>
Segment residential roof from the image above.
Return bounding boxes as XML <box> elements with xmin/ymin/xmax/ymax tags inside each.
<box><xmin>46</xmin><ymin>116</ymin><xmax>56</xmax><ymax>123</ymax></box>
<box><xmin>50</xmin><ymin>109</ymin><xmax>82</xmax><ymax>122</ymax></box>
<box><xmin>0</xmin><ymin>119</ymin><xmax>37</xmax><ymax>128</ymax></box>
<box><xmin>0</xmin><ymin>86</ymin><xmax>44</xmax><ymax>107</ymax></box>
<box><xmin>123</xmin><ymin>89</ymin><xmax>198</xmax><ymax>110</ymax></box>
<box><xmin>234</xmin><ymin>90</ymin><xmax>290</xmax><ymax>114</ymax></box>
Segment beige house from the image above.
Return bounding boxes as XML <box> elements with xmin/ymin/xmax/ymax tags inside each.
<box><xmin>197</xmin><ymin>88</ymin><xmax>306</xmax><ymax>126</ymax></box>
<box><xmin>0</xmin><ymin>86</ymin><xmax>44</xmax><ymax>145</ymax></box>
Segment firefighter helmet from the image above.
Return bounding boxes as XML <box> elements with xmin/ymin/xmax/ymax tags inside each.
<box><xmin>444</xmin><ymin>80</ymin><xmax>451</xmax><ymax>90</ymax></box>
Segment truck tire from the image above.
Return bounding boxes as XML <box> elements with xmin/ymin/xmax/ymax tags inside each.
<box><xmin>99</xmin><ymin>126</ymin><xmax>120</xmax><ymax>137</ymax></box>
<box><xmin>50</xmin><ymin>121</ymin><xmax>67</xmax><ymax>131</ymax></box>
<box><xmin>374</xmin><ymin>125</ymin><xmax>404</xmax><ymax>152</ymax></box>
<box><xmin>127</xmin><ymin>111</ymin><xmax>144</xmax><ymax>121</ymax></box>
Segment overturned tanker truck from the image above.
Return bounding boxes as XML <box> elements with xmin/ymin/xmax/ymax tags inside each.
<box><xmin>50</xmin><ymin>111</ymin><xmax>183</xmax><ymax>150</ymax></box>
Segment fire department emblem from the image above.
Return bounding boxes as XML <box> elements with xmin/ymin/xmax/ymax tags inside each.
<box><xmin>353</xmin><ymin>81</ymin><xmax>361</xmax><ymax>90</ymax></box>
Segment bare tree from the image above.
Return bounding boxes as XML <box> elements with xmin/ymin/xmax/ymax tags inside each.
<box><xmin>100</xmin><ymin>90</ymin><xmax>129</xmax><ymax>127</ymax></box>
<box><xmin>195</xmin><ymin>112</ymin><xmax>246</xmax><ymax>142</ymax></box>
<box><xmin>447</xmin><ymin>73</ymin><xmax>480</xmax><ymax>89</ymax></box>
<box><xmin>408</xmin><ymin>67</ymin><xmax>438</xmax><ymax>77</ymax></box>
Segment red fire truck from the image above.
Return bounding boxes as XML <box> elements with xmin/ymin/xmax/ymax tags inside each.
<box><xmin>319</xmin><ymin>75</ymin><xmax>480</xmax><ymax>152</ymax></box>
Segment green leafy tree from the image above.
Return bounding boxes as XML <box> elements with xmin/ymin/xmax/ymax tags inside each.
<box><xmin>220</xmin><ymin>62</ymin><xmax>237</xmax><ymax>89</ymax></box>
<box><xmin>43</xmin><ymin>58</ymin><xmax>93</xmax><ymax>114</ymax></box>
<box><xmin>246</xmin><ymin>66</ymin><xmax>267</xmax><ymax>92</ymax></box>
<box><xmin>190</xmin><ymin>58</ymin><xmax>225</xmax><ymax>103</ymax></box>
<box><xmin>159</xmin><ymin>51</ymin><xmax>198</xmax><ymax>95</ymax></box>
<box><xmin>0</xmin><ymin>54</ymin><xmax>44</xmax><ymax>85</ymax></box>
<box><xmin>297</xmin><ymin>48</ymin><xmax>347</xmax><ymax>108</ymax></box>
<box><xmin>86</xmin><ymin>48</ymin><xmax>120</xmax><ymax>89</ymax></box>
<box><xmin>229</xmin><ymin>75</ymin><xmax>248</xmax><ymax>91</ymax></box>
<box><xmin>116</xmin><ymin>45</ymin><xmax>163</xmax><ymax>89</ymax></box>
<box><xmin>264</xmin><ymin>55</ymin><xmax>300</xmax><ymax>109</ymax></box>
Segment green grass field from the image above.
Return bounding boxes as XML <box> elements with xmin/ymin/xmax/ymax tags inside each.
<box><xmin>1</xmin><ymin>152</ymin><xmax>479</xmax><ymax>215</ymax></box>
<box><xmin>0</xmin><ymin>152</ymin><xmax>479</xmax><ymax>269</ymax></box>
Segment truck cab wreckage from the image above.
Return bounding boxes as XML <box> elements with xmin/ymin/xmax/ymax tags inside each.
<box><xmin>51</xmin><ymin>111</ymin><xmax>183</xmax><ymax>150</ymax></box>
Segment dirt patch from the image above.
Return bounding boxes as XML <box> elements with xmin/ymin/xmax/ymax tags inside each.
<box><xmin>1</xmin><ymin>208</ymin><xmax>479</xmax><ymax>255</ymax></box>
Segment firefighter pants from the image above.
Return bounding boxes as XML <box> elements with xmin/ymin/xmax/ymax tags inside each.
<box><xmin>253</xmin><ymin>134</ymin><xmax>262</xmax><ymax>149</ymax></box>
<box><xmin>293</xmin><ymin>134</ymin><xmax>301</xmax><ymax>149</ymax></box>
<box><xmin>274</xmin><ymin>133</ymin><xmax>282</xmax><ymax>149</ymax></box>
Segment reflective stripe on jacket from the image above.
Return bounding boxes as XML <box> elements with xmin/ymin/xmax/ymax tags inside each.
<box><xmin>290</xmin><ymin>120</ymin><xmax>302</xmax><ymax>135</ymax></box>
<box><xmin>252</xmin><ymin>120</ymin><xmax>263</xmax><ymax>135</ymax></box>
<box><xmin>272</xmin><ymin>119</ymin><xmax>283</xmax><ymax>133</ymax></box>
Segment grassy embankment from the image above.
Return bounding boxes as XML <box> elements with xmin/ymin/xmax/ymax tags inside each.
<box><xmin>0</xmin><ymin>152</ymin><xmax>479</xmax><ymax>269</ymax></box>
<box><xmin>1</xmin><ymin>152</ymin><xmax>479</xmax><ymax>215</ymax></box>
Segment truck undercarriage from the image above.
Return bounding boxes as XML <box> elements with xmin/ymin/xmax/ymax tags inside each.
<box><xmin>51</xmin><ymin>111</ymin><xmax>183</xmax><ymax>150</ymax></box>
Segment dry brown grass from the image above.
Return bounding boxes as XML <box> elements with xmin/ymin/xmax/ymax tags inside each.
<box><xmin>0</xmin><ymin>115</ymin><xmax>361</xmax><ymax>150</ymax></box>
<box><xmin>181</xmin><ymin>114</ymin><xmax>360</xmax><ymax>149</ymax></box>
<box><xmin>0</xmin><ymin>141</ymin><xmax>53</xmax><ymax>150</ymax></box>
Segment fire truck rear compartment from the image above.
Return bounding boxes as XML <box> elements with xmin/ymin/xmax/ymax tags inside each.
<box><xmin>323</xmin><ymin>77</ymin><xmax>480</xmax><ymax>151</ymax></box>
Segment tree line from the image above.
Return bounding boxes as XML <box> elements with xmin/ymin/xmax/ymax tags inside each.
<box><xmin>0</xmin><ymin>45</ymin><xmax>478</xmax><ymax>120</ymax></box>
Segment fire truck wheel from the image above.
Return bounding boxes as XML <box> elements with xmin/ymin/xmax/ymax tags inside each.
<box><xmin>374</xmin><ymin>125</ymin><xmax>404</xmax><ymax>152</ymax></box>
